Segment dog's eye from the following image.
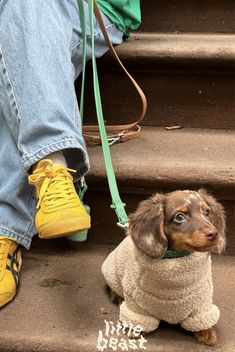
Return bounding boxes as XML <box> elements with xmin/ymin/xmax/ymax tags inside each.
<box><xmin>203</xmin><ymin>208</ymin><xmax>210</xmax><ymax>217</ymax></box>
<box><xmin>174</xmin><ymin>212</ymin><xmax>187</xmax><ymax>223</ymax></box>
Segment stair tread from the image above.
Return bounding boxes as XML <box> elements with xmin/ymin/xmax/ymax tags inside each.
<box><xmin>103</xmin><ymin>33</ymin><xmax>235</xmax><ymax>68</ymax></box>
<box><xmin>0</xmin><ymin>240</ymin><xmax>234</xmax><ymax>352</ymax></box>
<box><xmin>87</xmin><ymin>127</ymin><xmax>235</xmax><ymax>199</ymax></box>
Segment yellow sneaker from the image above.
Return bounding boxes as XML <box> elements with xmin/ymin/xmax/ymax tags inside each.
<box><xmin>0</xmin><ymin>237</ymin><xmax>22</xmax><ymax>308</ymax></box>
<box><xmin>28</xmin><ymin>159</ymin><xmax>91</xmax><ymax>239</ymax></box>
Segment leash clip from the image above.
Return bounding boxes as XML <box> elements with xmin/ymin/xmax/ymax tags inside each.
<box><xmin>117</xmin><ymin>221</ymin><xmax>129</xmax><ymax>229</ymax></box>
<box><xmin>108</xmin><ymin>132</ymin><xmax>124</xmax><ymax>146</ymax></box>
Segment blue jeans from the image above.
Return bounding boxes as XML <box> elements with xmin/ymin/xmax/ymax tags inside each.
<box><xmin>0</xmin><ymin>0</ymin><xmax>123</xmax><ymax>248</ymax></box>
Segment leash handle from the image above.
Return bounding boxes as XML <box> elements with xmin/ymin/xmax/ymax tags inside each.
<box><xmin>82</xmin><ymin>0</ymin><xmax>147</xmax><ymax>145</ymax></box>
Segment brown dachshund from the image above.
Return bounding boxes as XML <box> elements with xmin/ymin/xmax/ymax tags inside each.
<box><xmin>106</xmin><ymin>189</ymin><xmax>226</xmax><ymax>346</ymax></box>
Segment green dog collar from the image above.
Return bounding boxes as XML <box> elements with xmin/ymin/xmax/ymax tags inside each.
<box><xmin>162</xmin><ymin>250</ymin><xmax>191</xmax><ymax>259</ymax></box>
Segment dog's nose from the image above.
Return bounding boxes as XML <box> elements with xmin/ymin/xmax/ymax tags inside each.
<box><xmin>206</xmin><ymin>231</ymin><xmax>218</xmax><ymax>241</ymax></box>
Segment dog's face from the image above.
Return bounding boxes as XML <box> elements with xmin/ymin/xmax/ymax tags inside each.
<box><xmin>127</xmin><ymin>189</ymin><xmax>226</xmax><ymax>258</ymax></box>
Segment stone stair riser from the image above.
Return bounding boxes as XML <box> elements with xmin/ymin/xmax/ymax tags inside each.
<box><xmin>139</xmin><ymin>0</ymin><xmax>235</xmax><ymax>33</ymax></box>
<box><xmin>77</xmin><ymin>69</ymin><xmax>235</xmax><ymax>129</ymax></box>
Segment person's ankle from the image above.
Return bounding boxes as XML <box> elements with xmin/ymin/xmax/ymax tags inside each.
<box><xmin>33</xmin><ymin>151</ymin><xmax>67</xmax><ymax>171</ymax></box>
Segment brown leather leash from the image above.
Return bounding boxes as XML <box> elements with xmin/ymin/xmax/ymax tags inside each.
<box><xmin>82</xmin><ymin>0</ymin><xmax>147</xmax><ymax>145</ymax></box>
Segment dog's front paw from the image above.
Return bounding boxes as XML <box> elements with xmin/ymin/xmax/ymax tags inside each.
<box><xmin>193</xmin><ymin>326</ymin><xmax>218</xmax><ymax>346</ymax></box>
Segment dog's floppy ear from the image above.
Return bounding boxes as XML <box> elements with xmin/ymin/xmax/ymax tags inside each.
<box><xmin>198</xmin><ymin>188</ymin><xmax>226</xmax><ymax>253</ymax></box>
<box><xmin>127</xmin><ymin>194</ymin><xmax>168</xmax><ymax>258</ymax></box>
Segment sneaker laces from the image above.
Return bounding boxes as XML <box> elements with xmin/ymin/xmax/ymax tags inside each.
<box><xmin>28</xmin><ymin>162</ymin><xmax>78</xmax><ymax>210</ymax></box>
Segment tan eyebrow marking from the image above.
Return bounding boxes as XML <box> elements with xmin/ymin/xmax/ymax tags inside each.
<box><xmin>177</xmin><ymin>205</ymin><xmax>189</xmax><ymax>213</ymax></box>
<box><xmin>200</xmin><ymin>201</ymin><xmax>208</xmax><ymax>210</ymax></box>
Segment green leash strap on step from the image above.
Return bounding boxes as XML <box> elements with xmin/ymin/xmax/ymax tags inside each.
<box><xmin>87</xmin><ymin>0</ymin><xmax>128</xmax><ymax>227</ymax></box>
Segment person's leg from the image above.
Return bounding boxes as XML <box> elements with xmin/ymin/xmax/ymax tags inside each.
<box><xmin>0</xmin><ymin>108</ymin><xmax>30</xmax><ymax>307</ymax></box>
<box><xmin>0</xmin><ymin>0</ymin><xmax>88</xmax><ymax>308</ymax></box>
<box><xmin>0</xmin><ymin>0</ymin><xmax>123</xmax><ymax>306</ymax></box>
<box><xmin>0</xmin><ymin>0</ymin><xmax>124</xmax><ymax>238</ymax></box>
<box><xmin>0</xmin><ymin>0</ymin><xmax>92</xmax><ymax>241</ymax></box>
<box><xmin>0</xmin><ymin>0</ymin><xmax>124</xmax><ymax>244</ymax></box>
<box><xmin>0</xmin><ymin>78</ymin><xmax>36</xmax><ymax>248</ymax></box>
<box><xmin>0</xmin><ymin>0</ymin><xmax>89</xmax><ymax>176</ymax></box>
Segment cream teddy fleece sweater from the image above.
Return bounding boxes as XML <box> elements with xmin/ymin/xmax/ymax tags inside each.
<box><xmin>102</xmin><ymin>236</ymin><xmax>220</xmax><ymax>332</ymax></box>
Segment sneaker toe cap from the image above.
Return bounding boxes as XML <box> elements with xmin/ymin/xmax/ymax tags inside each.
<box><xmin>0</xmin><ymin>291</ymin><xmax>16</xmax><ymax>308</ymax></box>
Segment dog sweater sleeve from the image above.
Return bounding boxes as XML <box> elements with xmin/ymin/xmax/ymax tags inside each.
<box><xmin>181</xmin><ymin>304</ymin><xmax>220</xmax><ymax>332</ymax></box>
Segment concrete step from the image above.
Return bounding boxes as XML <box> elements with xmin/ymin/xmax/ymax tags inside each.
<box><xmin>85</xmin><ymin>127</ymin><xmax>235</xmax><ymax>255</ymax></box>
<box><xmin>139</xmin><ymin>0</ymin><xmax>235</xmax><ymax>33</ymax></box>
<box><xmin>0</xmin><ymin>240</ymin><xmax>234</xmax><ymax>352</ymax></box>
<box><xmin>77</xmin><ymin>33</ymin><xmax>235</xmax><ymax>129</ymax></box>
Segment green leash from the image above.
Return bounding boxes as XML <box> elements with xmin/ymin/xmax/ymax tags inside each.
<box><xmin>69</xmin><ymin>0</ymin><xmax>128</xmax><ymax>242</ymax></box>
<box><xmin>87</xmin><ymin>0</ymin><xmax>128</xmax><ymax>227</ymax></box>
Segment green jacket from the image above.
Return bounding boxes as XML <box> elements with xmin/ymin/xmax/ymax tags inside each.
<box><xmin>97</xmin><ymin>0</ymin><xmax>141</xmax><ymax>36</ymax></box>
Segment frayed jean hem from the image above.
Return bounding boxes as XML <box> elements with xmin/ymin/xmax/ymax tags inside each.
<box><xmin>21</xmin><ymin>138</ymin><xmax>90</xmax><ymax>179</ymax></box>
<box><xmin>0</xmin><ymin>226</ymin><xmax>34</xmax><ymax>249</ymax></box>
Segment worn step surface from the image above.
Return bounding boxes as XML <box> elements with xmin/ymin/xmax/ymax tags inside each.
<box><xmin>86</xmin><ymin>127</ymin><xmax>235</xmax><ymax>199</ymax></box>
<box><xmin>0</xmin><ymin>240</ymin><xmax>234</xmax><ymax>352</ymax></box>
<box><xmin>139</xmin><ymin>0</ymin><xmax>235</xmax><ymax>33</ymax></box>
<box><xmin>108</xmin><ymin>33</ymin><xmax>235</xmax><ymax>69</ymax></box>
<box><xmin>85</xmin><ymin>127</ymin><xmax>235</xmax><ymax>255</ymax></box>
<box><xmin>78</xmin><ymin>33</ymin><xmax>235</xmax><ymax>129</ymax></box>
